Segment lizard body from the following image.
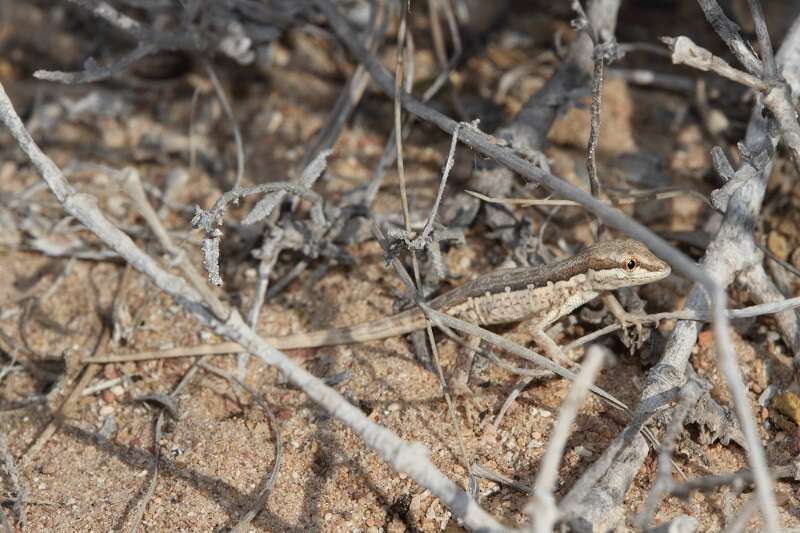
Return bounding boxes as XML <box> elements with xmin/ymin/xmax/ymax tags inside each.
<box><xmin>90</xmin><ymin>239</ymin><xmax>670</xmax><ymax>362</ymax></box>
<box><xmin>268</xmin><ymin>238</ymin><xmax>669</xmax><ymax>349</ymax></box>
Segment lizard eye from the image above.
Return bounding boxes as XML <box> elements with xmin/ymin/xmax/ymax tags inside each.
<box><xmin>625</xmin><ymin>258</ymin><xmax>638</xmax><ymax>271</ymax></box>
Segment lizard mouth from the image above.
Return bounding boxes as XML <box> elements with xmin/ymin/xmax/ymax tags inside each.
<box><xmin>637</xmin><ymin>265</ymin><xmax>671</xmax><ymax>284</ymax></box>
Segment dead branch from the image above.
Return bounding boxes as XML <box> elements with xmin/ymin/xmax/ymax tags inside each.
<box><xmin>559</xmin><ymin>12</ymin><xmax>800</xmax><ymax>530</ymax></box>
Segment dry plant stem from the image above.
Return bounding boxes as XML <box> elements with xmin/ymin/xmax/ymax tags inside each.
<box><xmin>471</xmin><ymin>463</ymin><xmax>533</xmax><ymax>495</ymax></box>
<box><xmin>421</xmin><ymin>123</ymin><xmax>461</xmax><ymax>240</ymax></box>
<box><xmin>373</xmin><ymin>220</ymin><xmax>475</xmax><ymax>488</ymax></box>
<box><xmin>203</xmin><ymin>61</ymin><xmax>245</xmax><ymax>189</ymax></box>
<box><xmin>423</xmin><ymin>322</ymin><xmax>474</xmax><ymax>481</ymax></box>
<box><xmin>610</xmin><ymin>67</ymin><xmax>696</xmax><ymax>92</ymax></box>
<box><xmin>423</xmin><ymin>132</ymin><xmax>467</xmax><ymax>446</ymax></box>
<box><xmin>582</xmin><ymin>19</ymin><xmax>606</xmax><ymax>201</ymax></box>
<box><xmin>198</xmin><ymin>362</ymin><xmax>283</xmax><ymax>532</ymax></box>
<box><xmin>565</xmin><ymin>296</ymin><xmax>800</xmax><ymax>349</ymax></box>
<box><xmin>119</xmin><ymin>169</ymin><xmax>227</xmax><ymax>319</ymax></box>
<box><xmin>668</xmin><ymin>461</ymin><xmax>800</xmax><ymax>497</ymax></box>
<box><xmin>635</xmin><ymin>380</ymin><xmax>703</xmax><ymax>530</ymax></box>
<box><xmin>422</xmin><ymin>0</ymin><xmax>463</xmax><ymax>102</ymax></box>
<box><xmin>738</xmin><ymin>263</ymin><xmax>800</xmax><ymax>357</ymax></box>
<box><xmin>427</xmin><ymin>0</ymin><xmax>447</xmax><ymax>68</ymax></box>
<box><xmin>526</xmin><ymin>346</ymin><xmax>606</xmax><ymax>533</ymax></box>
<box><xmin>466</xmin><ymin>187</ymin><xmax>710</xmax><ymax>208</ymax></box>
<box><xmin>35</xmin><ymin>42</ymin><xmax>157</xmax><ymax>84</ymax></box>
<box><xmin>130</xmin><ymin>411</ymin><xmax>164</xmax><ymax>533</ymax></box>
<box><xmin>746</xmin><ymin>0</ymin><xmax>777</xmax><ymax>79</ymax></box>
<box><xmin>302</xmin><ymin>0</ymin><xmax>386</xmax><ymax>168</ymax></box>
<box><xmin>696</xmin><ymin>0</ymin><xmax>763</xmax><ymax>76</ymax></box>
<box><xmin>237</xmin><ymin>228</ymin><xmax>283</xmax><ymax>378</ymax></box>
<box><xmin>362</xmin><ymin>0</ymin><xmax>459</xmax><ymax>208</ymax></box>
<box><xmin>694</xmin><ymin>2</ymin><xmax>800</xmax><ymax>174</ymax></box>
<box><xmin>665</xmin><ymin>36</ymin><xmax>768</xmax><ymax>91</ymax></box>
<box><xmin>35</xmin><ymin>0</ymin><xmax>206</xmax><ymax>82</ymax></box>
<box><xmin>65</xmin><ymin>0</ymin><xmax>148</xmax><ymax>38</ymax></box>
<box><xmin>467</xmin><ymin>0</ymin><xmax>619</xmax><ymax>208</ymax></box>
<box><xmin>391</xmin><ymin>0</ymin><xmax>472</xmax><ymax>485</ymax></box>
<box><xmin>315</xmin><ymin>4</ymin><xmax>778</xmax><ymax>526</ymax></box>
<box><xmin>131</xmin><ymin>363</ymin><xmax>199</xmax><ymax>532</ymax></box>
<box><xmin>189</xmin><ymin>87</ymin><xmax>202</xmax><ymax>173</ymax></box>
<box><xmin>0</xmin><ymin>84</ymin><xmax>506</xmax><ymax>533</ymax></box>
<box><xmin>393</xmin><ymin>1</ymin><xmax>414</xmax><ymax>254</ymax></box>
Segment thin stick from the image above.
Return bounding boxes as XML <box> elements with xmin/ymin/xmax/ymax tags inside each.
<box><xmin>203</xmin><ymin>61</ymin><xmax>245</xmax><ymax>189</ymax></box>
<box><xmin>420</xmin><ymin>123</ymin><xmax>461</xmax><ymax>241</ymax></box>
<box><xmin>527</xmin><ymin>346</ymin><xmax>606</xmax><ymax>533</ymax></box>
<box><xmin>392</xmin><ymin>1</ymin><xmax>415</xmax><ymax>268</ymax></box>
<box><xmin>635</xmin><ymin>379</ymin><xmax>703</xmax><ymax>529</ymax></box>
<box><xmin>746</xmin><ymin>0</ymin><xmax>777</xmax><ymax>80</ymax></box>
<box><xmin>465</xmin><ymin>187</ymin><xmax>710</xmax><ymax>208</ymax></box>
<box><xmin>198</xmin><ymin>362</ymin><xmax>283</xmax><ymax>532</ymax></box>
<box><xmin>664</xmin><ymin>36</ymin><xmax>769</xmax><ymax>91</ymax></box>
<box><xmin>130</xmin><ymin>363</ymin><xmax>199</xmax><ymax>532</ymax></box>
<box><xmin>696</xmin><ymin>0</ymin><xmax>763</xmax><ymax>76</ymax></box>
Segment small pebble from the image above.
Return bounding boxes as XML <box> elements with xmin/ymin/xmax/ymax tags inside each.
<box><xmin>573</xmin><ymin>445</ymin><xmax>593</xmax><ymax>458</ymax></box>
<box><xmin>101</xmin><ymin>389</ymin><xmax>115</xmax><ymax>403</ymax></box>
<box><xmin>111</xmin><ymin>385</ymin><xmax>125</xmax><ymax>397</ymax></box>
<box><xmin>99</xmin><ymin>405</ymin><xmax>115</xmax><ymax>416</ymax></box>
<box><xmin>758</xmin><ymin>385</ymin><xmax>777</xmax><ymax>407</ymax></box>
<box><xmin>791</xmin><ymin>247</ymin><xmax>800</xmax><ymax>270</ymax></box>
<box><xmin>768</xmin><ymin>231</ymin><xmax>790</xmax><ymax>260</ymax></box>
<box><xmin>772</xmin><ymin>391</ymin><xmax>800</xmax><ymax>424</ymax></box>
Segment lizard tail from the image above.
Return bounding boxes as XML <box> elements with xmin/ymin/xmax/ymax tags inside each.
<box><xmin>266</xmin><ymin>309</ymin><xmax>427</xmax><ymax>349</ymax></box>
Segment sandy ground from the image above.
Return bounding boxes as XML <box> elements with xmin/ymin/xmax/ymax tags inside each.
<box><xmin>2</xmin><ymin>1</ymin><xmax>800</xmax><ymax>531</ymax></box>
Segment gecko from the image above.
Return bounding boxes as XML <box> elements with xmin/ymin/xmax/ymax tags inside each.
<box><xmin>86</xmin><ymin>239</ymin><xmax>671</xmax><ymax>363</ymax></box>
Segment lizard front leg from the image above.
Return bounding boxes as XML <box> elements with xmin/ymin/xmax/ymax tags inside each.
<box><xmin>602</xmin><ymin>292</ymin><xmax>645</xmax><ymax>337</ymax></box>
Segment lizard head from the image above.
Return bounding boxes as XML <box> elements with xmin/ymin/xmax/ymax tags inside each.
<box><xmin>581</xmin><ymin>239</ymin><xmax>671</xmax><ymax>290</ymax></box>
